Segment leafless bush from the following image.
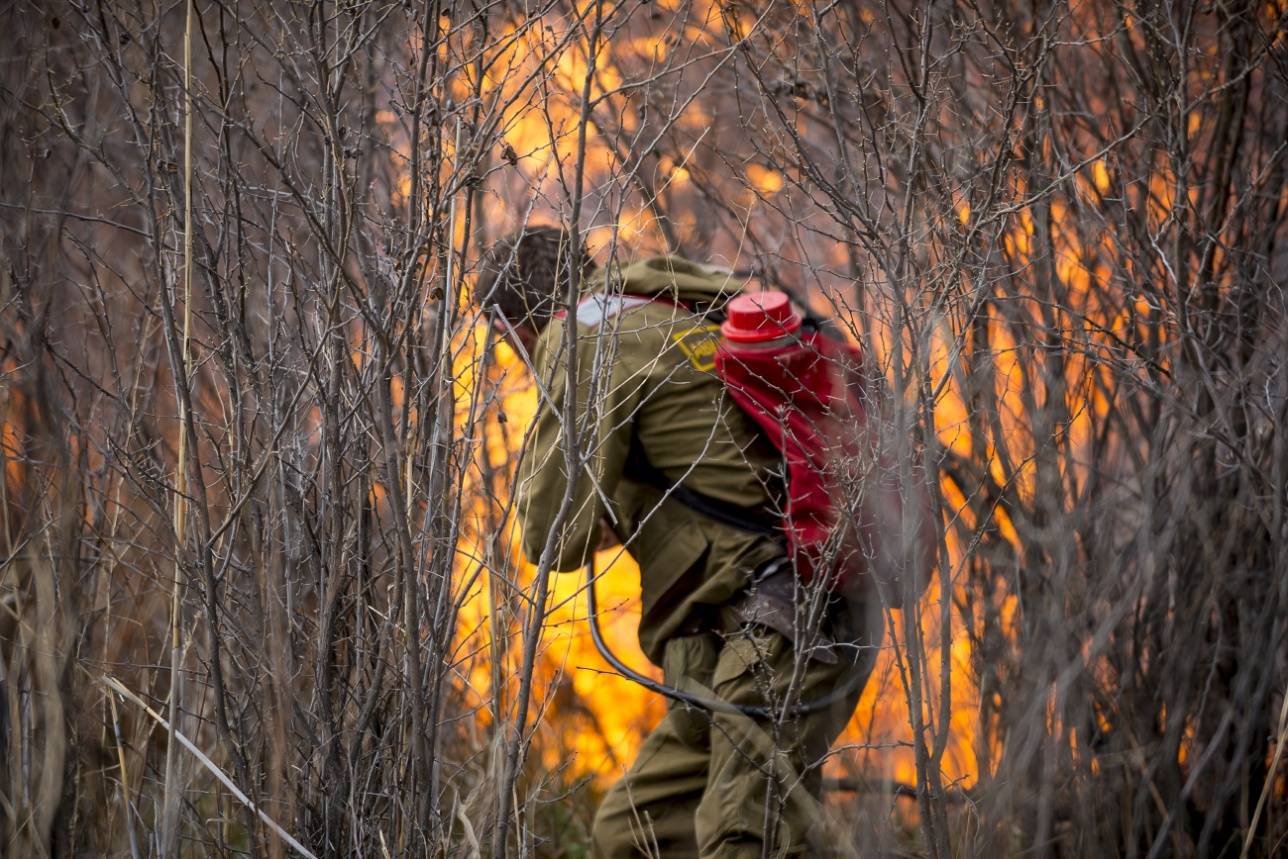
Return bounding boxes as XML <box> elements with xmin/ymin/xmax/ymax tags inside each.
<box><xmin>0</xmin><ymin>0</ymin><xmax>1284</xmax><ymax>857</ymax></box>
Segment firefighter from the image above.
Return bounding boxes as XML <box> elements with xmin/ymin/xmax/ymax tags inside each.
<box><xmin>479</xmin><ymin>226</ymin><xmax>880</xmax><ymax>859</ymax></box>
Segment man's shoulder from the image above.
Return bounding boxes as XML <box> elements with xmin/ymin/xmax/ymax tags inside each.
<box><xmin>561</xmin><ymin>293</ymin><xmax>670</xmax><ymax>331</ymax></box>
<box><xmin>532</xmin><ymin>294</ymin><xmax>667</xmax><ymax>366</ymax></box>
<box><xmin>535</xmin><ymin>252</ymin><xmax>742</xmax><ymax>367</ymax></box>
<box><xmin>552</xmin><ymin>290</ymin><xmax>703</xmax><ymax>341</ymax></box>
<box><xmin>536</xmin><ymin>294</ymin><xmax>722</xmax><ymax>378</ymax></box>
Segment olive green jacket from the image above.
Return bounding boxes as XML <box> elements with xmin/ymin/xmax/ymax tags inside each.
<box><xmin>516</xmin><ymin>256</ymin><xmax>783</xmax><ymax>663</ymax></box>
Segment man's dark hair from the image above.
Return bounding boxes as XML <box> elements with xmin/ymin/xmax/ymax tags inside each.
<box><xmin>476</xmin><ymin>226</ymin><xmax>595</xmax><ymax>331</ymax></box>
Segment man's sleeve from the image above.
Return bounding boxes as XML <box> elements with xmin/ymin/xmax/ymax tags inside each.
<box><xmin>516</xmin><ymin>319</ymin><xmax>648</xmax><ymax>572</ymax></box>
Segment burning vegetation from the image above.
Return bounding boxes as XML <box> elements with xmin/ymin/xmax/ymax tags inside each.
<box><xmin>0</xmin><ymin>0</ymin><xmax>1286</xmax><ymax>856</ymax></box>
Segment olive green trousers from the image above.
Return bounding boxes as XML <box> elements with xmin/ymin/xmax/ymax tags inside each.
<box><xmin>590</xmin><ymin>620</ymin><xmax>876</xmax><ymax>859</ymax></box>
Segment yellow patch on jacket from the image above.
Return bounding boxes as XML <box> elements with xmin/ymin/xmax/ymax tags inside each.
<box><xmin>671</xmin><ymin>324</ymin><xmax>721</xmax><ymax>371</ymax></box>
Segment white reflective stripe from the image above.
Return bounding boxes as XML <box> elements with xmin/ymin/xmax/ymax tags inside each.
<box><xmin>575</xmin><ymin>294</ymin><xmax>654</xmax><ymax>328</ymax></box>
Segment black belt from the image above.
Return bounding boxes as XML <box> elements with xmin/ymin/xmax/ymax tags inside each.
<box><xmin>624</xmin><ymin>435</ymin><xmax>784</xmax><ymax>539</ymax></box>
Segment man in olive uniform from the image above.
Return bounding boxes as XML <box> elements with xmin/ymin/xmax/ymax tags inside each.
<box><xmin>479</xmin><ymin>227</ymin><xmax>879</xmax><ymax>859</ymax></box>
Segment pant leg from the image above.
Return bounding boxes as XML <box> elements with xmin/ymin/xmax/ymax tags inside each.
<box><xmin>592</xmin><ymin>634</ymin><xmax>720</xmax><ymax>858</ymax></box>
<box><xmin>695</xmin><ymin>618</ymin><xmax>879</xmax><ymax>859</ymax></box>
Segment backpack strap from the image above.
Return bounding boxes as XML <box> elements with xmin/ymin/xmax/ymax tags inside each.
<box><xmin>624</xmin><ymin>435</ymin><xmax>782</xmax><ymax>539</ymax></box>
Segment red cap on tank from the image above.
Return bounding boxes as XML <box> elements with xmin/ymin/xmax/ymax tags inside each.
<box><xmin>721</xmin><ymin>291</ymin><xmax>802</xmax><ymax>343</ymax></box>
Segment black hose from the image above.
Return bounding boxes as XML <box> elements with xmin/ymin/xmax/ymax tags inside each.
<box><xmin>584</xmin><ymin>559</ymin><xmax>878</xmax><ymax>719</ymax></box>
